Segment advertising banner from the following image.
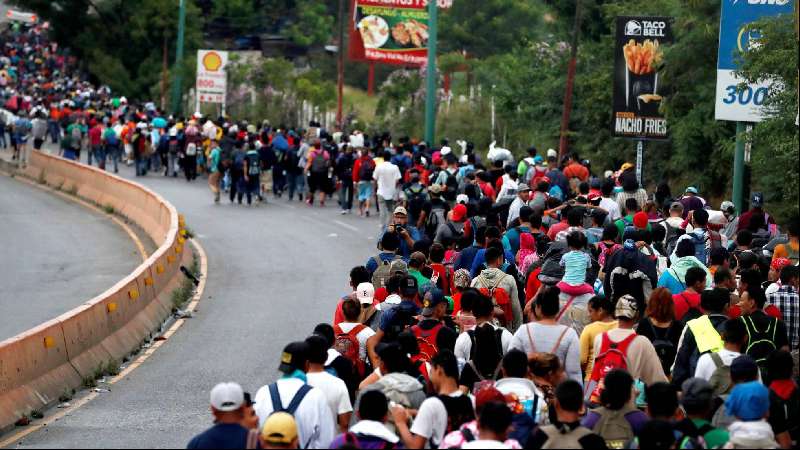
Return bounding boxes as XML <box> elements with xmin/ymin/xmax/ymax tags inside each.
<box><xmin>612</xmin><ymin>16</ymin><xmax>673</xmax><ymax>140</ymax></box>
<box><xmin>715</xmin><ymin>0</ymin><xmax>794</xmax><ymax>123</ymax></box>
<box><xmin>349</xmin><ymin>0</ymin><xmax>452</xmax><ymax>67</ymax></box>
<box><xmin>196</xmin><ymin>50</ymin><xmax>229</xmax><ymax>104</ymax></box>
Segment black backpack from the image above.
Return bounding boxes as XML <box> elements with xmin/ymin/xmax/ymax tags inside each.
<box><xmin>444</xmin><ymin>171</ymin><xmax>459</xmax><ymax>202</ymax></box>
<box><xmin>384</xmin><ymin>306</ymin><xmax>418</xmax><ymax>342</ymax></box>
<box><xmin>435</xmin><ymin>394</ymin><xmax>475</xmax><ymax>445</ymax></box>
<box><xmin>405</xmin><ymin>185</ymin><xmax>427</xmax><ymax>223</ymax></box>
<box><xmin>645</xmin><ymin>319</ymin><xmax>677</xmax><ymax>375</ymax></box>
<box><xmin>742</xmin><ymin>315</ymin><xmax>779</xmax><ymax>381</ymax></box>
<box><xmin>359</xmin><ymin>158</ymin><xmax>375</xmax><ymax>181</ymax></box>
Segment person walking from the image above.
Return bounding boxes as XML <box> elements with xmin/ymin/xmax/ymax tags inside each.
<box><xmin>208</xmin><ymin>140</ymin><xmax>222</xmax><ymax>203</ymax></box>
<box><xmin>373</xmin><ymin>151</ymin><xmax>402</xmax><ymax>226</ymax></box>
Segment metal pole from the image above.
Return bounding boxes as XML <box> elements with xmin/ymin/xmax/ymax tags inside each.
<box><xmin>424</xmin><ymin>0</ymin><xmax>438</xmax><ymax>145</ymax></box>
<box><xmin>171</xmin><ymin>0</ymin><xmax>186</xmax><ymax>115</ymax></box>
<box><xmin>733</xmin><ymin>121</ymin><xmax>746</xmax><ymax>213</ymax></box>
<box><xmin>490</xmin><ymin>89</ymin><xmax>496</xmax><ymax>143</ymax></box>
<box><xmin>558</xmin><ymin>0</ymin><xmax>582</xmax><ymax>160</ymax></box>
<box><xmin>636</xmin><ymin>140</ymin><xmax>644</xmax><ymax>186</ymax></box>
<box><xmin>336</xmin><ymin>0</ymin><xmax>345</xmax><ymax>130</ymax></box>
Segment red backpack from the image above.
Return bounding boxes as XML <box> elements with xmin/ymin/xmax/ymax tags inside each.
<box><xmin>477</xmin><ymin>279</ymin><xmax>514</xmax><ymax>327</ymax></box>
<box><xmin>585</xmin><ymin>332</ymin><xmax>637</xmax><ymax>406</ymax></box>
<box><xmin>333</xmin><ymin>324</ymin><xmax>367</xmax><ymax>379</ymax></box>
<box><xmin>411</xmin><ymin>322</ymin><xmax>444</xmax><ymax>363</ymax></box>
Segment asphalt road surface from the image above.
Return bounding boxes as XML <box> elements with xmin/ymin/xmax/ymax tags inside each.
<box><xmin>0</xmin><ymin>173</ymin><xmax>141</xmax><ymax>342</ymax></box>
<box><xmin>9</xmin><ymin>164</ymin><xmax>380</xmax><ymax>448</ymax></box>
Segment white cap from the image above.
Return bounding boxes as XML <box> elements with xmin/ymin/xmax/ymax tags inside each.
<box><xmin>384</xmin><ymin>294</ymin><xmax>402</xmax><ymax>305</ymax></box>
<box><xmin>169</xmin><ymin>127</ymin><xmax>178</xmax><ymax>137</ymax></box>
<box><xmin>440</xmin><ymin>146</ymin><xmax>452</xmax><ymax>156</ymax></box>
<box><xmin>356</xmin><ymin>282</ymin><xmax>375</xmax><ymax>305</ymax></box>
<box><xmin>546</xmin><ymin>148</ymin><xmax>558</xmax><ymax>159</ymax></box>
<box><xmin>456</xmin><ymin>194</ymin><xmax>469</xmax><ymax>205</ymax></box>
<box><xmin>210</xmin><ymin>382</ymin><xmax>244</xmax><ymax>412</ymax></box>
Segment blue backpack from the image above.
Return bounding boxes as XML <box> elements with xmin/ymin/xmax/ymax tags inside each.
<box><xmin>689</xmin><ymin>232</ymin><xmax>707</xmax><ymax>264</ymax></box>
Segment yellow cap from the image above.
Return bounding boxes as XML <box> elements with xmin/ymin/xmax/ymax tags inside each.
<box><xmin>620</xmin><ymin>162</ymin><xmax>634</xmax><ymax>172</ymax></box>
<box><xmin>261</xmin><ymin>412</ymin><xmax>298</xmax><ymax>445</ymax></box>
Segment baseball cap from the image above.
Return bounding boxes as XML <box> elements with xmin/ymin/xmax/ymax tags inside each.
<box><xmin>751</xmin><ymin>192</ymin><xmax>764</xmax><ymax>208</ymax></box>
<box><xmin>725</xmin><ymin>381</ymin><xmax>770</xmax><ymax>421</ymax></box>
<box><xmin>518</xmin><ymin>183</ymin><xmax>531</xmax><ymax>192</ymax></box>
<box><xmin>620</xmin><ymin>163</ymin><xmax>634</xmax><ymax>172</ymax></box>
<box><xmin>546</xmin><ymin>148</ymin><xmax>558</xmax><ymax>159</ymax></box>
<box><xmin>730</xmin><ymin>355</ymin><xmax>759</xmax><ymax>381</ymax></box>
<box><xmin>210</xmin><ymin>382</ymin><xmax>245</xmax><ymax>412</ymax></box>
<box><xmin>421</xmin><ymin>288</ymin><xmax>447</xmax><ymax>316</ymax></box>
<box><xmin>389</xmin><ymin>259</ymin><xmax>408</xmax><ymax>276</ymax></box>
<box><xmin>475</xmin><ymin>386</ymin><xmax>506</xmax><ymax>410</ymax></box>
<box><xmin>633</xmin><ymin>212</ymin><xmax>649</xmax><ymax>229</ymax></box>
<box><xmin>356</xmin><ymin>282</ymin><xmax>375</xmax><ymax>305</ymax></box>
<box><xmin>428</xmin><ymin>184</ymin><xmax>443</xmax><ymax>195</ymax></box>
<box><xmin>681</xmin><ymin>378</ymin><xmax>713</xmax><ymax>410</ymax></box>
<box><xmin>261</xmin><ymin>412</ymin><xmax>298</xmax><ymax>446</ymax></box>
<box><xmin>670</xmin><ymin>202</ymin><xmax>684</xmax><ymax>213</ymax></box>
<box><xmin>720</xmin><ymin>201</ymin><xmax>735</xmax><ymax>214</ymax></box>
<box><xmin>685</xmin><ymin>186</ymin><xmax>699</xmax><ymax>195</ymax></box>
<box><xmin>533</xmin><ymin>155</ymin><xmax>544</xmax><ymax>165</ymax></box>
<box><xmin>614</xmin><ymin>295</ymin><xmax>638</xmax><ymax>319</ymax></box>
<box><xmin>384</xmin><ymin>294</ymin><xmax>402</xmax><ymax>305</ymax></box>
<box><xmin>451</xmin><ymin>204</ymin><xmax>468</xmax><ymax>222</ymax></box>
<box><xmin>456</xmin><ymin>194</ymin><xmax>469</xmax><ymax>205</ymax></box>
<box><xmin>278</xmin><ymin>341</ymin><xmax>309</xmax><ymax>374</ymax></box>
<box><xmin>400</xmin><ymin>275</ymin><xmax>419</xmax><ymax>297</ymax></box>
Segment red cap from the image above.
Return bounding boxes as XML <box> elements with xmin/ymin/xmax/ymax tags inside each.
<box><xmin>475</xmin><ymin>387</ymin><xmax>505</xmax><ymax>410</ymax></box>
<box><xmin>633</xmin><ymin>212</ymin><xmax>649</xmax><ymax>229</ymax></box>
<box><xmin>451</xmin><ymin>204</ymin><xmax>467</xmax><ymax>222</ymax></box>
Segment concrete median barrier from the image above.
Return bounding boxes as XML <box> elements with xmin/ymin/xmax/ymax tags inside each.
<box><xmin>0</xmin><ymin>150</ymin><xmax>191</xmax><ymax>433</ymax></box>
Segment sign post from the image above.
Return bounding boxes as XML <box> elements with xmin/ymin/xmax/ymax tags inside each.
<box><xmin>612</xmin><ymin>16</ymin><xmax>673</xmax><ymax>185</ymax></box>
<box><xmin>715</xmin><ymin>0</ymin><xmax>794</xmax><ymax>213</ymax></box>
<box><xmin>195</xmin><ymin>50</ymin><xmax>229</xmax><ymax>116</ymax></box>
<box><xmin>424</xmin><ymin>0</ymin><xmax>438</xmax><ymax>145</ymax></box>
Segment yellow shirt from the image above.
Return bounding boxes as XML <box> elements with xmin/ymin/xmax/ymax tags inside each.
<box><xmin>580</xmin><ymin>320</ymin><xmax>618</xmax><ymax>379</ymax></box>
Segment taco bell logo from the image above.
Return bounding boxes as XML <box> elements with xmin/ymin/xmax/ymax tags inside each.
<box><xmin>625</xmin><ymin>20</ymin><xmax>642</xmax><ymax>36</ymax></box>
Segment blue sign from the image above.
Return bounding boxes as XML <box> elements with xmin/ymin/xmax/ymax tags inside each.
<box><xmin>718</xmin><ymin>0</ymin><xmax>795</xmax><ymax>70</ymax></box>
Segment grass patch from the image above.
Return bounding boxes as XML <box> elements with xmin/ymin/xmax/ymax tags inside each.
<box><xmin>103</xmin><ymin>204</ymin><xmax>115</xmax><ymax>215</ymax></box>
<box><xmin>58</xmin><ymin>389</ymin><xmax>74</xmax><ymax>403</ymax></box>
<box><xmin>82</xmin><ymin>376</ymin><xmax>97</xmax><ymax>389</ymax></box>
<box><xmin>105</xmin><ymin>359</ymin><xmax>121</xmax><ymax>377</ymax></box>
<box><xmin>54</xmin><ymin>181</ymin><xmax>64</xmax><ymax>191</ymax></box>
<box><xmin>171</xmin><ymin>254</ymin><xmax>200</xmax><ymax>312</ymax></box>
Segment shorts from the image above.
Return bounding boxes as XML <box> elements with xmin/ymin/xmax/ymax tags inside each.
<box><xmin>308</xmin><ymin>171</ymin><xmax>327</xmax><ymax>193</ymax></box>
<box><xmin>358</xmin><ymin>181</ymin><xmax>373</xmax><ymax>202</ymax></box>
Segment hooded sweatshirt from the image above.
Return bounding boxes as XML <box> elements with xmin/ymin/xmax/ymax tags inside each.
<box><xmin>725</xmin><ymin>420</ymin><xmax>778</xmax><ymax>449</ymax></box>
<box><xmin>471</xmin><ymin>267</ymin><xmax>523</xmax><ymax>332</ymax></box>
<box><xmin>657</xmin><ymin>255</ymin><xmax>712</xmax><ymax>294</ymax></box>
<box><xmin>354</xmin><ymin>373</ymin><xmax>426</xmax><ymax>432</ymax></box>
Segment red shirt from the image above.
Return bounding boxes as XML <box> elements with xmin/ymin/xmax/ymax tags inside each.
<box><xmin>88</xmin><ymin>126</ymin><xmax>102</xmax><ymax>146</ymax></box>
<box><xmin>673</xmin><ymin>291</ymin><xmax>702</xmax><ymax>322</ymax></box>
<box><xmin>728</xmin><ymin>304</ymin><xmax>782</xmax><ymax>321</ymax></box>
<box><xmin>547</xmin><ymin>221</ymin><xmax>570</xmax><ymax>241</ymax></box>
<box><xmin>429</xmin><ymin>263</ymin><xmax>451</xmax><ymax>295</ymax></box>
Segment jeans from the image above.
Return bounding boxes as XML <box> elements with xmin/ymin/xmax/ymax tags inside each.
<box><xmin>135</xmin><ymin>157</ymin><xmax>148</xmax><ymax>176</ymax></box>
<box><xmin>230</xmin><ymin>170</ymin><xmax>243</xmax><ymax>203</ymax></box>
<box><xmin>87</xmin><ymin>146</ymin><xmax>94</xmax><ymax>166</ymax></box>
<box><xmin>93</xmin><ymin>145</ymin><xmax>106</xmax><ymax>169</ymax></box>
<box><xmin>107</xmin><ymin>144</ymin><xmax>121</xmax><ymax>173</ymax></box>
<box><xmin>0</xmin><ymin>129</ymin><xmax>6</xmax><ymax>148</ymax></box>
<box><xmin>379</xmin><ymin>198</ymin><xmax>395</xmax><ymax>226</ymax></box>
<box><xmin>286</xmin><ymin>171</ymin><xmax>305</xmax><ymax>200</ymax></box>
<box><xmin>339</xmin><ymin>178</ymin><xmax>354</xmax><ymax>211</ymax></box>
<box><xmin>272</xmin><ymin>167</ymin><xmax>286</xmax><ymax>196</ymax></box>
<box><xmin>183</xmin><ymin>155</ymin><xmax>197</xmax><ymax>181</ymax></box>
<box><xmin>166</xmin><ymin>152</ymin><xmax>177</xmax><ymax>177</ymax></box>
<box><xmin>48</xmin><ymin>120</ymin><xmax>60</xmax><ymax>144</ymax></box>
<box><xmin>150</xmin><ymin>151</ymin><xmax>162</xmax><ymax>172</ymax></box>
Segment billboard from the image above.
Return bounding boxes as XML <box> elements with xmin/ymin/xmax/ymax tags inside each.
<box><xmin>612</xmin><ymin>16</ymin><xmax>674</xmax><ymax>140</ymax></box>
<box><xmin>196</xmin><ymin>50</ymin><xmax>229</xmax><ymax>104</ymax></box>
<box><xmin>715</xmin><ymin>0</ymin><xmax>795</xmax><ymax>122</ymax></box>
<box><xmin>349</xmin><ymin>0</ymin><xmax>452</xmax><ymax>67</ymax></box>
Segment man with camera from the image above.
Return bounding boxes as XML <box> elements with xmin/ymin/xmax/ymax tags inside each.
<box><xmin>380</xmin><ymin>207</ymin><xmax>421</xmax><ymax>259</ymax></box>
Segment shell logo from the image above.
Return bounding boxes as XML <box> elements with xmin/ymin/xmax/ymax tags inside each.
<box><xmin>202</xmin><ymin>52</ymin><xmax>223</xmax><ymax>72</ymax></box>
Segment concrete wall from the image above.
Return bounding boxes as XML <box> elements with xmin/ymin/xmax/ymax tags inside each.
<box><xmin>0</xmin><ymin>152</ymin><xmax>191</xmax><ymax>431</ymax></box>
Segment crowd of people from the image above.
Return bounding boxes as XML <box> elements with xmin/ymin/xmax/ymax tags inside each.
<box><xmin>2</xmin><ymin>17</ymin><xmax>799</xmax><ymax>450</ymax></box>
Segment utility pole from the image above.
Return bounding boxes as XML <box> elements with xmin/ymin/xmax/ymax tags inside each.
<box><xmin>336</xmin><ymin>0</ymin><xmax>346</xmax><ymax>130</ymax></box>
<box><xmin>171</xmin><ymin>0</ymin><xmax>187</xmax><ymax>115</ymax></box>
<box><xmin>424</xmin><ymin>0</ymin><xmax>438</xmax><ymax>146</ymax></box>
<box><xmin>558</xmin><ymin>0</ymin><xmax>582</xmax><ymax>160</ymax></box>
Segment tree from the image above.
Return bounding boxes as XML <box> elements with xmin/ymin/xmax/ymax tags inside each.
<box><xmin>285</xmin><ymin>0</ymin><xmax>336</xmax><ymax>47</ymax></box>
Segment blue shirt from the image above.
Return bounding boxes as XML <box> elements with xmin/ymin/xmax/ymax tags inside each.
<box><xmin>470</xmin><ymin>248</ymin><xmax>516</xmax><ymax>279</ymax></box>
<box><xmin>502</xmin><ymin>226</ymin><xmax>531</xmax><ymax>256</ymax></box>
<box><xmin>187</xmin><ymin>423</ymin><xmax>249</xmax><ymax>449</ymax></box>
<box><xmin>455</xmin><ymin>245</ymin><xmax>481</xmax><ymax>272</ymax></box>
<box><xmin>379</xmin><ymin>300</ymin><xmax>421</xmax><ymax>333</ymax></box>
<box><xmin>378</xmin><ymin>227</ymin><xmax>422</xmax><ymax>259</ymax></box>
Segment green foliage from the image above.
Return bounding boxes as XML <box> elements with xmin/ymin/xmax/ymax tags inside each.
<box><xmin>286</xmin><ymin>0</ymin><xmax>336</xmax><ymax>48</ymax></box>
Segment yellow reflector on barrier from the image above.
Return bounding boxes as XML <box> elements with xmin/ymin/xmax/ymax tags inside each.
<box><xmin>156</xmin><ymin>265</ymin><xmax>164</xmax><ymax>274</ymax></box>
<box><xmin>44</xmin><ymin>336</ymin><xmax>55</xmax><ymax>349</ymax></box>
<box><xmin>175</xmin><ymin>245</ymin><xmax>183</xmax><ymax>254</ymax></box>
<box><xmin>107</xmin><ymin>303</ymin><xmax>117</xmax><ymax>313</ymax></box>
<box><xmin>178</xmin><ymin>236</ymin><xmax>186</xmax><ymax>244</ymax></box>
<box><xmin>129</xmin><ymin>289</ymin><xmax>139</xmax><ymax>300</ymax></box>
<box><xmin>144</xmin><ymin>277</ymin><xmax>154</xmax><ymax>286</ymax></box>
<box><xmin>167</xmin><ymin>255</ymin><xmax>176</xmax><ymax>264</ymax></box>
<box><xmin>180</xmin><ymin>229</ymin><xmax>187</xmax><ymax>237</ymax></box>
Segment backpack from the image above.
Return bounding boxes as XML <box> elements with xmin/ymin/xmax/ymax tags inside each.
<box><xmin>105</xmin><ymin>132</ymin><xmax>119</xmax><ymax>147</ymax></box>
<box><xmin>233</xmin><ymin>151</ymin><xmax>246</xmax><ymax>170</ymax></box>
<box><xmin>675</xmin><ymin>419</ymin><xmax>715</xmax><ymax>450</ymax></box>
<box><xmin>410</xmin><ymin>322</ymin><xmax>443</xmax><ymax>363</ymax></box>
<box><xmin>311</xmin><ymin>150</ymin><xmax>328</xmax><ymax>174</ymax></box>
<box><xmin>70</xmin><ymin>126</ymin><xmax>82</xmax><ymax>148</ymax></box>
<box><xmin>333</xmin><ymin>324</ymin><xmax>367</xmax><ymax>379</ymax></box>
<box><xmin>444</xmin><ymin>171</ymin><xmax>459</xmax><ymax>201</ymax></box>
<box><xmin>708</xmin><ymin>353</ymin><xmax>732</xmax><ymax>397</ymax></box>
<box><xmin>246</xmin><ymin>151</ymin><xmax>261</xmax><ymax>176</ymax></box>
<box><xmin>585</xmin><ymin>332</ymin><xmax>638</xmax><ymax>406</ymax></box>
<box><xmin>476</xmin><ymin>274</ymin><xmax>514</xmax><ymax>327</ymax></box>
<box><xmin>689</xmin><ymin>232</ymin><xmax>709</xmax><ymax>265</ymax></box>
<box><xmin>435</xmin><ymin>395</ymin><xmax>475</xmax><ymax>445</ymax></box>
<box><xmin>384</xmin><ymin>306</ymin><xmax>418</xmax><ymax>343</ymax></box>
<box><xmin>741</xmin><ymin>315</ymin><xmax>778</xmax><ymax>381</ymax></box>
<box><xmin>591</xmin><ymin>405</ymin><xmax>638</xmax><ymax>450</ymax></box>
<box><xmin>426</xmin><ymin>205</ymin><xmax>448</xmax><ymax>239</ymax></box>
<box><xmin>185</xmin><ymin>142</ymin><xmax>197</xmax><ymax>156</ymax></box>
<box><xmin>540</xmin><ymin>425</ymin><xmax>594</xmax><ymax>450</ymax></box>
<box><xmin>608</xmin><ymin>265</ymin><xmax>653</xmax><ymax>307</ymax></box>
<box><xmin>267</xmin><ymin>382</ymin><xmax>312</xmax><ymax>418</ymax></box>
<box><xmin>524</xmin><ymin>323</ymin><xmax>569</xmax><ymax>363</ymax></box>
<box><xmin>371</xmin><ymin>255</ymin><xmax>402</xmax><ymax>289</ymax></box>
<box><xmin>645</xmin><ymin>319</ymin><xmax>676</xmax><ymax>375</ymax></box>
<box><xmin>359</xmin><ymin>158</ymin><xmax>375</xmax><ymax>181</ymax></box>
<box><xmin>168</xmin><ymin>138</ymin><xmax>179</xmax><ymax>154</ymax></box>
<box><xmin>405</xmin><ymin>185</ymin><xmax>427</xmax><ymax>222</ymax></box>
<box><xmin>621</xmin><ymin>216</ymin><xmax>636</xmax><ymax>239</ymax></box>
<box><xmin>465</xmin><ymin>326</ymin><xmax>505</xmax><ymax>388</ymax></box>
<box><xmin>663</xmin><ymin>222</ymin><xmax>685</xmax><ymax>257</ymax></box>
<box><xmin>342</xmin><ymin>432</ymin><xmax>396</xmax><ymax>450</ymax></box>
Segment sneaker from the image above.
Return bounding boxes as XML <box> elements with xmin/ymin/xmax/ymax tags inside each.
<box><xmin>365</xmin><ymin>211</ymin><xmax>370</xmax><ymax>217</ymax></box>
<box><xmin>340</xmin><ymin>210</ymin><xmax>348</xmax><ymax>215</ymax></box>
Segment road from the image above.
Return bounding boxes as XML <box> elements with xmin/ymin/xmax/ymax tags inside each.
<box><xmin>9</xmin><ymin>164</ymin><xmax>380</xmax><ymax>448</ymax></box>
<box><xmin>0</xmin><ymin>173</ymin><xmax>141</xmax><ymax>343</ymax></box>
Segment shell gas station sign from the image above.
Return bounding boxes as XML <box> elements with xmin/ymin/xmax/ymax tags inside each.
<box><xmin>196</xmin><ymin>50</ymin><xmax>228</xmax><ymax>105</ymax></box>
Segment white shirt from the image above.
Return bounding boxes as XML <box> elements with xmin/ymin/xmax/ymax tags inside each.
<box><xmin>453</xmin><ymin>324</ymin><xmax>513</xmax><ymax>363</ymax></box>
<box><xmin>373</xmin><ymin>161</ymin><xmax>402</xmax><ymax>201</ymax></box>
<box><xmin>463</xmin><ymin>440</ymin><xmax>511</xmax><ymax>449</ymax></box>
<box><xmin>337</xmin><ymin>322</ymin><xmax>376</xmax><ymax>362</ymax></box>
<box><xmin>254</xmin><ymin>377</ymin><xmax>336</xmax><ymax>449</ymax></box>
<box><xmin>306</xmin><ymin>371</ymin><xmax>353</xmax><ymax>420</ymax></box>
<box><xmin>694</xmin><ymin>349</ymin><xmax>758</xmax><ymax>382</ymax></box>
<box><xmin>410</xmin><ymin>392</ymin><xmax>473</xmax><ymax>448</ymax></box>
<box><xmin>599</xmin><ymin>197</ymin><xmax>622</xmax><ymax>221</ymax></box>
<box><xmin>507</xmin><ymin>197</ymin><xmax>529</xmax><ymax>227</ymax></box>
